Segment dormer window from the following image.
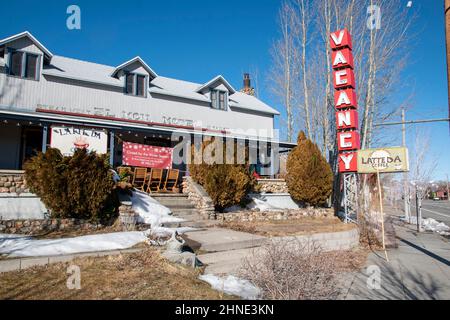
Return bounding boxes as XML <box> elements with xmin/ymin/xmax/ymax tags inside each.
<box><xmin>9</xmin><ymin>50</ymin><xmax>40</xmax><ymax>80</ymax></box>
<box><xmin>211</xmin><ymin>89</ymin><xmax>227</xmax><ymax>110</ymax></box>
<box><xmin>125</xmin><ymin>72</ymin><xmax>147</xmax><ymax>97</ymax></box>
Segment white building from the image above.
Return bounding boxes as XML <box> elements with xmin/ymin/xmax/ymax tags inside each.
<box><xmin>0</xmin><ymin>31</ymin><xmax>293</xmax><ymax>175</ymax></box>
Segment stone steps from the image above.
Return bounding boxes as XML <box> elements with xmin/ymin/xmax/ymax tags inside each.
<box><xmin>151</xmin><ymin>193</ymin><xmax>209</xmax><ymax>229</ymax></box>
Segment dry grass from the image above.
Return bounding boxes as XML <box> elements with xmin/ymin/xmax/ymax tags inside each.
<box><xmin>220</xmin><ymin>216</ymin><xmax>355</xmax><ymax>237</ymax></box>
<box><xmin>0</xmin><ymin>247</ymin><xmax>236</xmax><ymax>300</ymax></box>
<box><xmin>239</xmin><ymin>239</ymin><xmax>368</xmax><ymax>300</ymax></box>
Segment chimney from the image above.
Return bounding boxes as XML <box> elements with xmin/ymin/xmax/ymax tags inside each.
<box><xmin>243</xmin><ymin>73</ymin><xmax>251</xmax><ymax>90</ymax></box>
<box><xmin>241</xmin><ymin>73</ymin><xmax>255</xmax><ymax>96</ymax></box>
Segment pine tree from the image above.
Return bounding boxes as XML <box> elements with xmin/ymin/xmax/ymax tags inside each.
<box><xmin>286</xmin><ymin>131</ymin><xmax>333</xmax><ymax>206</ymax></box>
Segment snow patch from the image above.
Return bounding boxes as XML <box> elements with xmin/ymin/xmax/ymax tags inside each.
<box><xmin>130</xmin><ymin>190</ymin><xmax>184</xmax><ymax>227</ymax></box>
<box><xmin>0</xmin><ymin>231</ymin><xmax>149</xmax><ymax>257</ymax></box>
<box><xmin>199</xmin><ymin>274</ymin><xmax>260</xmax><ymax>300</ymax></box>
<box><xmin>246</xmin><ymin>193</ymin><xmax>300</xmax><ymax>211</ymax></box>
<box><xmin>401</xmin><ymin>216</ymin><xmax>450</xmax><ymax>236</ymax></box>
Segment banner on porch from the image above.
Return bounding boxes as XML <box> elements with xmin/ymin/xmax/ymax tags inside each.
<box><xmin>50</xmin><ymin>126</ymin><xmax>108</xmax><ymax>156</ymax></box>
<box><xmin>122</xmin><ymin>142</ymin><xmax>173</xmax><ymax>169</ymax></box>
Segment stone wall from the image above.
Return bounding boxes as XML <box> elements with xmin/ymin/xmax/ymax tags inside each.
<box><xmin>221</xmin><ymin>207</ymin><xmax>334</xmax><ymax>222</ymax></box>
<box><xmin>0</xmin><ymin>218</ymin><xmax>103</xmax><ymax>235</ymax></box>
<box><xmin>182</xmin><ymin>176</ymin><xmax>215</xmax><ymax>219</ymax></box>
<box><xmin>0</xmin><ymin>172</ymin><xmax>29</xmax><ymax>194</ymax></box>
<box><xmin>256</xmin><ymin>179</ymin><xmax>289</xmax><ymax>193</ymax></box>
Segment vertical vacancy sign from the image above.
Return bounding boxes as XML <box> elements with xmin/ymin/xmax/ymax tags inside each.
<box><xmin>330</xmin><ymin>29</ymin><xmax>360</xmax><ymax>222</ymax></box>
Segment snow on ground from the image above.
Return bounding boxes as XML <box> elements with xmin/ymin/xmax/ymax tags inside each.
<box><xmin>401</xmin><ymin>216</ymin><xmax>450</xmax><ymax>236</ymax></box>
<box><xmin>0</xmin><ymin>188</ymin><xmax>194</xmax><ymax>257</ymax></box>
<box><xmin>0</xmin><ymin>231</ymin><xmax>150</xmax><ymax>257</ymax></box>
<box><xmin>130</xmin><ymin>190</ymin><xmax>184</xmax><ymax>227</ymax></box>
<box><xmin>199</xmin><ymin>274</ymin><xmax>261</xmax><ymax>300</ymax></box>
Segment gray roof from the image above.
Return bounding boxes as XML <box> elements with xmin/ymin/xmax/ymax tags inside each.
<box><xmin>43</xmin><ymin>56</ymin><xmax>280</xmax><ymax>115</ymax></box>
<box><xmin>2</xmin><ymin>31</ymin><xmax>280</xmax><ymax>116</ymax></box>
<box><xmin>0</xmin><ymin>31</ymin><xmax>53</xmax><ymax>59</ymax></box>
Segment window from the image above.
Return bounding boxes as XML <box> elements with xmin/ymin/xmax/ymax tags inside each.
<box><xmin>25</xmin><ymin>54</ymin><xmax>38</xmax><ymax>79</ymax></box>
<box><xmin>219</xmin><ymin>91</ymin><xmax>226</xmax><ymax>110</ymax></box>
<box><xmin>136</xmin><ymin>75</ymin><xmax>146</xmax><ymax>97</ymax></box>
<box><xmin>10</xmin><ymin>51</ymin><xmax>23</xmax><ymax>77</ymax></box>
<box><xmin>126</xmin><ymin>73</ymin><xmax>134</xmax><ymax>94</ymax></box>
<box><xmin>210</xmin><ymin>89</ymin><xmax>227</xmax><ymax>110</ymax></box>
<box><xmin>8</xmin><ymin>50</ymin><xmax>39</xmax><ymax>80</ymax></box>
<box><xmin>211</xmin><ymin>90</ymin><xmax>218</xmax><ymax>109</ymax></box>
<box><xmin>125</xmin><ymin>73</ymin><xmax>147</xmax><ymax>97</ymax></box>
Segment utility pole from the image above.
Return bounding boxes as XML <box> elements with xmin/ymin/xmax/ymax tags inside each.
<box><xmin>402</xmin><ymin>108</ymin><xmax>410</xmax><ymax>222</ymax></box>
<box><xmin>415</xmin><ymin>185</ymin><xmax>422</xmax><ymax>232</ymax></box>
<box><xmin>447</xmin><ymin>174</ymin><xmax>450</xmax><ymax>201</ymax></box>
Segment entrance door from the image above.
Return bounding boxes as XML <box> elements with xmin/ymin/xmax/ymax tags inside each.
<box><xmin>20</xmin><ymin>126</ymin><xmax>43</xmax><ymax>168</ymax></box>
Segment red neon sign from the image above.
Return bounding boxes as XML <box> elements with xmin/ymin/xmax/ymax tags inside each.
<box><xmin>330</xmin><ymin>29</ymin><xmax>359</xmax><ymax>173</ymax></box>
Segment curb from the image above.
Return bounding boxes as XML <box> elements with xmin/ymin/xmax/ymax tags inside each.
<box><xmin>0</xmin><ymin>248</ymin><xmax>143</xmax><ymax>273</ymax></box>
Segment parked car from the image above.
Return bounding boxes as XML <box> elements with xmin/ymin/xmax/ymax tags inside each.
<box><xmin>433</xmin><ymin>197</ymin><xmax>440</xmax><ymax>201</ymax></box>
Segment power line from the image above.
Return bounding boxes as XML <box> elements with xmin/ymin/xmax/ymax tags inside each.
<box><xmin>374</xmin><ymin>118</ymin><xmax>450</xmax><ymax>127</ymax></box>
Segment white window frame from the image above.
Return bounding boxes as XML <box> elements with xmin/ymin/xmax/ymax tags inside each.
<box><xmin>7</xmin><ymin>48</ymin><xmax>40</xmax><ymax>81</ymax></box>
<box><xmin>210</xmin><ymin>89</ymin><xmax>228</xmax><ymax>111</ymax></box>
<box><xmin>124</xmin><ymin>72</ymin><xmax>148</xmax><ymax>98</ymax></box>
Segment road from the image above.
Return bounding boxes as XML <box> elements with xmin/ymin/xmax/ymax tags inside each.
<box><xmin>410</xmin><ymin>199</ymin><xmax>450</xmax><ymax>225</ymax></box>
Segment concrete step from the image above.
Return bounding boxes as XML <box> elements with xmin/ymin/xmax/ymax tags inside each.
<box><xmin>170</xmin><ymin>208</ymin><xmax>199</xmax><ymax>214</ymax></box>
<box><xmin>155</xmin><ymin>198</ymin><xmax>192</xmax><ymax>204</ymax></box>
<box><xmin>150</xmin><ymin>193</ymin><xmax>188</xmax><ymax>198</ymax></box>
<box><xmin>154</xmin><ymin>200</ymin><xmax>196</xmax><ymax>207</ymax></box>
<box><xmin>197</xmin><ymin>248</ymin><xmax>255</xmax><ymax>275</ymax></box>
<box><xmin>183</xmin><ymin>228</ymin><xmax>267</xmax><ymax>252</ymax></box>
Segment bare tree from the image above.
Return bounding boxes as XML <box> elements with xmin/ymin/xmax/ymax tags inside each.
<box><xmin>409</xmin><ymin>128</ymin><xmax>438</xmax><ymax>201</ymax></box>
<box><xmin>269</xmin><ymin>0</ymin><xmax>416</xmax><ymax>154</ymax></box>
<box><xmin>268</xmin><ymin>2</ymin><xmax>298</xmax><ymax>142</ymax></box>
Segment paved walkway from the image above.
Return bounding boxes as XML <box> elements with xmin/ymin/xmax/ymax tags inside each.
<box><xmin>343</xmin><ymin>218</ymin><xmax>450</xmax><ymax>299</ymax></box>
<box><xmin>186</xmin><ymin>227</ymin><xmax>359</xmax><ymax>275</ymax></box>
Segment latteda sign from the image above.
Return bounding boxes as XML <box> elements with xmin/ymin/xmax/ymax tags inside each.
<box><xmin>50</xmin><ymin>126</ymin><xmax>108</xmax><ymax>156</ymax></box>
<box><xmin>122</xmin><ymin>142</ymin><xmax>172</xmax><ymax>169</ymax></box>
<box><xmin>357</xmin><ymin>147</ymin><xmax>409</xmax><ymax>174</ymax></box>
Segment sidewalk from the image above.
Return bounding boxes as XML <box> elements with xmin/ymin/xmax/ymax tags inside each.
<box><xmin>187</xmin><ymin>227</ymin><xmax>359</xmax><ymax>275</ymax></box>
<box><xmin>343</xmin><ymin>217</ymin><xmax>450</xmax><ymax>299</ymax></box>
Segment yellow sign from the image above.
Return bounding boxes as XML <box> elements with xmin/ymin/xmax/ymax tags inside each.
<box><xmin>357</xmin><ymin>147</ymin><xmax>409</xmax><ymax>173</ymax></box>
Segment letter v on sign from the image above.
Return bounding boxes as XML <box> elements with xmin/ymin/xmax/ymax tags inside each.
<box><xmin>330</xmin><ymin>29</ymin><xmax>352</xmax><ymax>50</ymax></box>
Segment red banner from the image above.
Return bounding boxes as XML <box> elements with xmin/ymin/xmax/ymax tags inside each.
<box><xmin>122</xmin><ymin>142</ymin><xmax>172</xmax><ymax>169</ymax></box>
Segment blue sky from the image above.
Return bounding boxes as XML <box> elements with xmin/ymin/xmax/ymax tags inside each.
<box><xmin>0</xmin><ymin>0</ymin><xmax>449</xmax><ymax>180</ymax></box>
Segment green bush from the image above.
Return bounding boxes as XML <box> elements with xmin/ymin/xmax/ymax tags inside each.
<box><xmin>24</xmin><ymin>148</ymin><xmax>118</xmax><ymax>223</ymax></box>
<box><xmin>188</xmin><ymin>139</ymin><xmax>256</xmax><ymax>211</ymax></box>
<box><xmin>286</xmin><ymin>131</ymin><xmax>333</xmax><ymax>207</ymax></box>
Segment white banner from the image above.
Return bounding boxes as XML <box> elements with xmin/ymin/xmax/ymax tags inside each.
<box><xmin>50</xmin><ymin>126</ymin><xmax>108</xmax><ymax>156</ymax></box>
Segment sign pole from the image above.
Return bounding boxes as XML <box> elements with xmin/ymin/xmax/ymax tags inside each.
<box><xmin>402</xmin><ymin>108</ymin><xmax>410</xmax><ymax>222</ymax></box>
<box><xmin>376</xmin><ymin>168</ymin><xmax>389</xmax><ymax>262</ymax></box>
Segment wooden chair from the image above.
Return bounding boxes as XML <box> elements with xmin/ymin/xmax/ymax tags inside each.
<box><xmin>146</xmin><ymin>168</ymin><xmax>163</xmax><ymax>193</ymax></box>
<box><xmin>162</xmin><ymin>169</ymin><xmax>179</xmax><ymax>192</ymax></box>
<box><xmin>132</xmin><ymin>167</ymin><xmax>148</xmax><ymax>191</ymax></box>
